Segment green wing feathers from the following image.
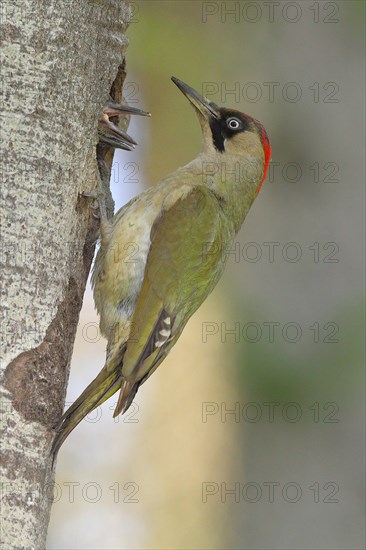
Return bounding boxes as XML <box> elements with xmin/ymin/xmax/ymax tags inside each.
<box><xmin>121</xmin><ymin>187</ymin><xmax>233</xmax><ymax>383</ymax></box>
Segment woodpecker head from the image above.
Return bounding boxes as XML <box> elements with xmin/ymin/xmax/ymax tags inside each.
<box><xmin>98</xmin><ymin>99</ymin><xmax>150</xmax><ymax>151</ymax></box>
<box><xmin>172</xmin><ymin>77</ymin><xmax>271</xmax><ymax>193</ymax></box>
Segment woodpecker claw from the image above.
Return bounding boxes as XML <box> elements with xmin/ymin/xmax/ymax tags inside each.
<box><xmin>81</xmin><ymin>191</ymin><xmax>98</xmax><ymax>200</ymax></box>
<box><xmin>98</xmin><ymin>99</ymin><xmax>150</xmax><ymax>151</ymax></box>
<box><xmin>80</xmin><ymin>191</ymin><xmax>100</xmax><ymax>215</ymax></box>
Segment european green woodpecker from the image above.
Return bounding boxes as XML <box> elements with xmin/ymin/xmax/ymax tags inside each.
<box><xmin>52</xmin><ymin>77</ymin><xmax>271</xmax><ymax>457</ymax></box>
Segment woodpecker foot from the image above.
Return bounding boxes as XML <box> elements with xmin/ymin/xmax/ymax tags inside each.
<box><xmin>81</xmin><ymin>187</ymin><xmax>110</xmax><ymax>221</ymax></box>
<box><xmin>80</xmin><ymin>191</ymin><xmax>102</xmax><ymax>220</ymax></box>
<box><xmin>81</xmin><ymin>191</ymin><xmax>98</xmax><ymax>200</ymax></box>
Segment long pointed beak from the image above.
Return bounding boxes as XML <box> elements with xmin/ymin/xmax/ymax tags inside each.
<box><xmin>103</xmin><ymin>100</ymin><xmax>151</xmax><ymax>118</ymax></box>
<box><xmin>98</xmin><ymin>114</ymin><xmax>137</xmax><ymax>151</ymax></box>
<box><xmin>171</xmin><ymin>77</ymin><xmax>220</xmax><ymax>120</ymax></box>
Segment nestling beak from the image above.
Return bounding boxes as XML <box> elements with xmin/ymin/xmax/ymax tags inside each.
<box><xmin>98</xmin><ymin>100</ymin><xmax>150</xmax><ymax>150</ymax></box>
<box><xmin>103</xmin><ymin>99</ymin><xmax>151</xmax><ymax>118</ymax></box>
<box><xmin>171</xmin><ymin>77</ymin><xmax>220</xmax><ymax>120</ymax></box>
<box><xmin>98</xmin><ymin>114</ymin><xmax>137</xmax><ymax>150</ymax></box>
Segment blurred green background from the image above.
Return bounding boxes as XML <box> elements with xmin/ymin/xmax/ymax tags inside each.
<box><xmin>48</xmin><ymin>1</ymin><xmax>365</xmax><ymax>548</ymax></box>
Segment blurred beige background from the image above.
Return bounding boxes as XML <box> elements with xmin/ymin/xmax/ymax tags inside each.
<box><xmin>48</xmin><ymin>2</ymin><xmax>365</xmax><ymax>548</ymax></box>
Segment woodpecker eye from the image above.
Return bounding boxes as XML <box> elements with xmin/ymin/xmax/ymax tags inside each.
<box><xmin>226</xmin><ymin>118</ymin><xmax>241</xmax><ymax>130</ymax></box>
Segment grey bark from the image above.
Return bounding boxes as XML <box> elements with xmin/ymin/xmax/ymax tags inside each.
<box><xmin>0</xmin><ymin>1</ymin><xmax>131</xmax><ymax>547</ymax></box>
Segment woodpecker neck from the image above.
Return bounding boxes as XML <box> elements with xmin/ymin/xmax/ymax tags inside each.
<box><xmin>194</xmin><ymin>146</ymin><xmax>264</xmax><ymax>232</ymax></box>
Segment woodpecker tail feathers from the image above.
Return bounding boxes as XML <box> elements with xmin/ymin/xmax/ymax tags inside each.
<box><xmin>51</xmin><ymin>366</ymin><xmax>122</xmax><ymax>464</ymax></box>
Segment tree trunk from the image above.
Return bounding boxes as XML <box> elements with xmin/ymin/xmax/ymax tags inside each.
<box><xmin>0</xmin><ymin>1</ymin><xmax>131</xmax><ymax>547</ymax></box>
